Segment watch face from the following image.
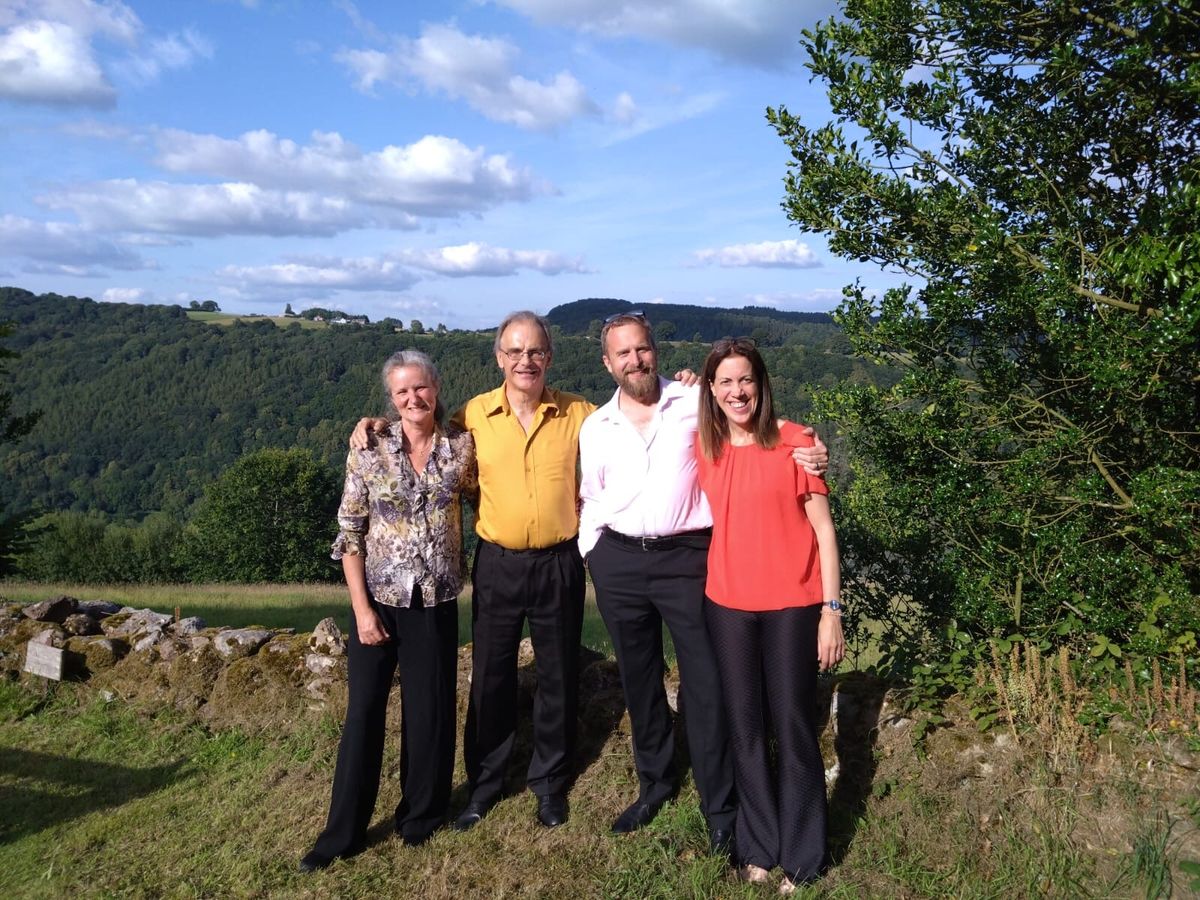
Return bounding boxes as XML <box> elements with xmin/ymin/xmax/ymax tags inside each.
<box><xmin>826</xmin><ymin>599</ymin><xmax>842</xmax><ymax>611</ymax></box>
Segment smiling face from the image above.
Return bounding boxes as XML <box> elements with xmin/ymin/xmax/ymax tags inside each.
<box><xmin>602</xmin><ymin>320</ymin><xmax>660</xmax><ymax>403</ymax></box>
<box><xmin>387</xmin><ymin>364</ymin><xmax>439</xmax><ymax>432</ymax></box>
<box><xmin>496</xmin><ymin>318</ymin><xmax>551</xmax><ymax>394</ymax></box>
<box><xmin>710</xmin><ymin>354</ymin><xmax>759</xmax><ymax>437</ymax></box>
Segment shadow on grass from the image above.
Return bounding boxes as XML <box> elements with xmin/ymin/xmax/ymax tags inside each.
<box><xmin>820</xmin><ymin>672</ymin><xmax>889</xmax><ymax>866</ymax></box>
<box><xmin>0</xmin><ymin>747</ymin><xmax>186</xmax><ymax>844</ymax></box>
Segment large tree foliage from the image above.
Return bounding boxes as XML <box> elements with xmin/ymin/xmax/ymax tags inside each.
<box><xmin>0</xmin><ymin>322</ymin><xmax>39</xmax><ymax>574</ymax></box>
<box><xmin>770</xmin><ymin>0</ymin><xmax>1199</xmax><ymax>670</ymax></box>
<box><xmin>182</xmin><ymin>448</ymin><xmax>340</xmax><ymax>583</ymax></box>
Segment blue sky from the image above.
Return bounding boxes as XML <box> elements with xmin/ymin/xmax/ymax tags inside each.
<box><xmin>0</xmin><ymin>0</ymin><xmax>898</xmax><ymax>328</ymax></box>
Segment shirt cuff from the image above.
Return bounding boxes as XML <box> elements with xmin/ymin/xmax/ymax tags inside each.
<box><xmin>330</xmin><ymin>532</ymin><xmax>365</xmax><ymax>559</ymax></box>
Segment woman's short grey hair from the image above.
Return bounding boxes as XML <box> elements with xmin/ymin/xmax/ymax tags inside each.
<box><xmin>493</xmin><ymin>310</ymin><xmax>553</xmax><ymax>355</ymax></box>
<box><xmin>381</xmin><ymin>349</ymin><xmax>444</xmax><ymax>423</ymax></box>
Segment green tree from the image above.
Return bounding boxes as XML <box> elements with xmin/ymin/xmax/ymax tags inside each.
<box><xmin>182</xmin><ymin>448</ymin><xmax>340</xmax><ymax>583</ymax></box>
<box><xmin>770</xmin><ymin>0</ymin><xmax>1200</xmax><ymax>669</ymax></box>
<box><xmin>410</xmin><ymin>319</ymin><xmax>425</xmax><ymax>335</ymax></box>
<box><xmin>0</xmin><ymin>322</ymin><xmax>39</xmax><ymax>574</ymax></box>
<box><xmin>284</xmin><ymin>303</ymin><xmax>295</xmax><ymax>316</ymax></box>
<box><xmin>654</xmin><ymin>320</ymin><xmax>677</xmax><ymax>341</ymax></box>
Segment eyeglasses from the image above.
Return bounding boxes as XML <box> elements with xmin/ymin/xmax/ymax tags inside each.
<box><xmin>501</xmin><ymin>348</ymin><xmax>549</xmax><ymax>362</ymax></box>
<box><xmin>711</xmin><ymin>336</ymin><xmax>756</xmax><ymax>352</ymax></box>
<box><xmin>603</xmin><ymin>309</ymin><xmax>645</xmax><ymax>324</ymax></box>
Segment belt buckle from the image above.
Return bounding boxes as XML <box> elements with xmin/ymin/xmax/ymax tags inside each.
<box><xmin>640</xmin><ymin>535</ymin><xmax>656</xmax><ymax>551</ymax></box>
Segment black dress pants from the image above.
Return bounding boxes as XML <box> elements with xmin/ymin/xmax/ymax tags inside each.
<box><xmin>705</xmin><ymin>601</ymin><xmax>827</xmax><ymax>881</ymax></box>
<box><xmin>311</xmin><ymin>591</ymin><xmax>457</xmax><ymax>857</ymax></box>
<box><xmin>463</xmin><ymin>538</ymin><xmax>585</xmax><ymax>804</ymax></box>
<box><xmin>589</xmin><ymin>530</ymin><xmax>735</xmax><ymax>829</ymax></box>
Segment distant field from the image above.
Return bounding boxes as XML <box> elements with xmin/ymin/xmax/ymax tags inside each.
<box><xmin>185</xmin><ymin>311</ymin><xmax>329</xmax><ymax>329</ymax></box>
<box><xmin>0</xmin><ymin>580</ymin><xmax>612</xmax><ymax>654</ymax></box>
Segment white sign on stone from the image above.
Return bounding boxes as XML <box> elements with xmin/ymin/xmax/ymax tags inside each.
<box><xmin>24</xmin><ymin>642</ymin><xmax>65</xmax><ymax>681</ymax></box>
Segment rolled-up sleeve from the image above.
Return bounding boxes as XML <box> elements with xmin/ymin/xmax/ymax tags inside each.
<box><xmin>330</xmin><ymin>450</ymin><xmax>369</xmax><ymax>559</ymax></box>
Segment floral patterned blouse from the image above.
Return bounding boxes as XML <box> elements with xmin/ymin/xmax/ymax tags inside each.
<box><xmin>330</xmin><ymin>422</ymin><xmax>477</xmax><ymax>608</ymax></box>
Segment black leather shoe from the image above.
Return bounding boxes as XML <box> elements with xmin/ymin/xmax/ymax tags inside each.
<box><xmin>537</xmin><ymin>793</ymin><xmax>568</xmax><ymax>828</ymax></box>
<box><xmin>452</xmin><ymin>800</ymin><xmax>491</xmax><ymax>832</ymax></box>
<box><xmin>709</xmin><ymin>826</ymin><xmax>735</xmax><ymax>857</ymax></box>
<box><xmin>298</xmin><ymin>850</ymin><xmax>333</xmax><ymax>873</ymax></box>
<box><xmin>611</xmin><ymin>798</ymin><xmax>664</xmax><ymax>834</ymax></box>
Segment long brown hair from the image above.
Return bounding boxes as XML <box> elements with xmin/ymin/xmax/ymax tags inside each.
<box><xmin>697</xmin><ymin>338</ymin><xmax>779</xmax><ymax>462</ymax></box>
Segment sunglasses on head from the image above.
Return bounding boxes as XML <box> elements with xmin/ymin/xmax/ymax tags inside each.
<box><xmin>603</xmin><ymin>309</ymin><xmax>646</xmax><ymax>324</ymax></box>
<box><xmin>711</xmin><ymin>336</ymin><xmax>757</xmax><ymax>352</ymax></box>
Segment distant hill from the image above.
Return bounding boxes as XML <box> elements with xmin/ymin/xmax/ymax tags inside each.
<box><xmin>0</xmin><ymin>287</ymin><xmax>896</xmax><ymax>521</ymax></box>
<box><xmin>546</xmin><ymin>298</ymin><xmax>844</xmax><ymax>348</ymax></box>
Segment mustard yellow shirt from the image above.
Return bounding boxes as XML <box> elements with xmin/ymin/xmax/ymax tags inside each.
<box><xmin>453</xmin><ymin>385</ymin><xmax>596</xmax><ymax>550</ymax></box>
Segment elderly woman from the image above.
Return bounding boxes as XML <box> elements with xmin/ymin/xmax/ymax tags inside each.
<box><xmin>694</xmin><ymin>338</ymin><xmax>844</xmax><ymax>893</ymax></box>
<box><xmin>300</xmin><ymin>349</ymin><xmax>476</xmax><ymax>872</ymax></box>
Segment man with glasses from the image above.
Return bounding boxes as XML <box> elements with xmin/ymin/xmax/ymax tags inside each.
<box><xmin>452</xmin><ymin>310</ymin><xmax>594</xmax><ymax>832</ymax></box>
<box><xmin>352</xmin><ymin>310</ymin><xmax>593</xmax><ymax>832</ymax></box>
<box><xmin>579</xmin><ymin>311</ymin><xmax>828</xmax><ymax>856</ymax></box>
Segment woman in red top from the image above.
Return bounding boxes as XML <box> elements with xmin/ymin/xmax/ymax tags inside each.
<box><xmin>695</xmin><ymin>338</ymin><xmax>844</xmax><ymax>893</ymax></box>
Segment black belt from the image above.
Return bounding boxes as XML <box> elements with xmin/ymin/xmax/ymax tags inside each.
<box><xmin>481</xmin><ymin>536</ymin><xmax>578</xmax><ymax>557</ymax></box>
<box><xmin>602</xmin><ymin>526</ymin><xmax>711</xmax><ymax>551</ymax></box>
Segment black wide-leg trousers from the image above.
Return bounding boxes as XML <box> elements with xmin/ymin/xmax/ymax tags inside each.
<box><xmin>463</xmin><ymin>538</ymin><xmax>585</xmax><ymax>804</ymax></box>
<box><xmin>589</xmin><ymin>531</ymin><xmax>736</xmax><ymax>829</ymax></box>
<box><xmin>705</xmin><ymin>601</ymin><xmax>827</xmax><ymax>881</ymax></box>
<box><xmin>311</xmin><ymin>593</ymin><xmax>457</xmax><ymax>857</ymax></box>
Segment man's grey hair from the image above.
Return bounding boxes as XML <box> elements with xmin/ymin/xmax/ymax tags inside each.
<box><xmin>494</xmin><ymin>310</ymin><xmax>553</xmax><ymax>355</ymax></box>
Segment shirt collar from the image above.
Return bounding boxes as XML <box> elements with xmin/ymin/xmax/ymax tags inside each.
<box><xmin>598</xmin><ymin>376</ymin><xmax>691</xmax><ymax>423</ymax></box>
<box><xmin>484</xmin><ymin>384</ymin><xmax>560</xmax><ymax>417</ymax></box>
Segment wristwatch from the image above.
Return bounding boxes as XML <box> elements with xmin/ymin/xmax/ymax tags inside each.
<box><xmin>822</xmin><ymin>598</ymin><xmax>843</xmax><ymax>612</ymax></box>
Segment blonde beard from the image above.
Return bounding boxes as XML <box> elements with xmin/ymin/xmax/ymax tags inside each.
<box><xmin>619</xmin><ymin>368</ymin><xmax>660</xmax><ymax>402</ymax></box>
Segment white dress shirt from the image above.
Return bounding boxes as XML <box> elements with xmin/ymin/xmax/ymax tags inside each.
<box><xmin>578</xmin><ymin>377</ymin><xmax>713</xmax><ymax>558</ymax></box>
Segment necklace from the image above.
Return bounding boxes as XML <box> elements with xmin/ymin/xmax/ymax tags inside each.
<box><xmin>404</xmin><ymin>431</ymin><xmax>435</xmax><ymax>472</ymax></box>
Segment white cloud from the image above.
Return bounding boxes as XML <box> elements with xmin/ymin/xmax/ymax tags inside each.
<box><xmin>112</xmin><ymin>28</ymin><xmax>213</xmax><ymax>85</ymax></box>
<box><xmin>488</xmin><ymin>0</ymin><xmax>838</xmax><ymax>67</ymax></box>
<box><xmin>0</xmin><ymin>213</ymin><xmax>153</xmax><ymax>273</ymax></box>
<box><xmin>611</xmin><ymin>91</ymin><xmax>638</xmax><ymax>125</ymax></box>
<box><xmin>0</xmin><ymin>1</ymin><xmax>210</xmax><ymax>106</ymax></box>
<box><xmin>336</xmin><ymin>23</ymin><xmax>597</xmax><ymax>130</ymax></box>
<box><xmin>153</xmin><ymin>129</ymin><xmax>544</xmax><ymax>215</ymax></box>
<box><xmin>220</xmin><ymin>256</ymin><xmax>419</xmax><ymax>291</ymax></box>
<box><xmin>0</xmin><ymin>1</ymin><xmax>141</xmax><ymax>42</ymax></box>
<box><xmin>101</xmin><ymin>286</ymin><xmax>146</xmax><ymax>302</ymax></box>
<box><xmin>0</xmin><ymin>19</ymin><xmax>116</xmax><ymax>106</ymax></box>
<box><xmin>396</xmin><ymin>242</ymin><xmax>589</xmax><ymax>276</ymax></box>
<box><xmin>218</xmin><ymin>242</ymin><xmax>586</xmax><ymax>294</ymax></box>
<box><xmin>743</xmin><ymin>289</ymin><xmax>844</xmax><ymax>310</ymax></box>
<box><xmin>602</xmin><ymin>89</ymin><xmax>725</xmax><ymax>144</ymax></box>
<box><xmin>692</xmin><ymin>239</ymin><xmax>821</xmax><ymax>269</ymax></box>
<box><xmin>39</xmin><ymin>179</ymin><xmax>417</xmax><ymax>237</ymax></box>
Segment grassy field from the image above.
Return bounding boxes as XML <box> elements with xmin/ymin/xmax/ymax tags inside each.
<box><xmin>0</xmin><ymin>580</ymin><xmax>615</xmax><ymax>655</ymax></box>
<box><xmin>185</xmin><ymin>311</ymin><xmax>330</xmax><ymax>329</ymax></box>
<box><xmin>2</xmin><ymin>583</ymin><xmax>1197</xmax><ymax>897</ymax></box>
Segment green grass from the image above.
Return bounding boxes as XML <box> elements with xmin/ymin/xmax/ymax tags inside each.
<box><xmin>3</xmin><ymin>673</ymin><xmax>1193</xmax><ymax>898</ymax></box>
<box><xmin>185</xmin><ymin>311</ymin><xmax>329</xmax><ymax>329</ymax></box>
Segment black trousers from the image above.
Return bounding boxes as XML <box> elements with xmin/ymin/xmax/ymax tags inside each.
<box><xmin>705</xmin><ymin>601</ymin><xmax>827</xmax><ymax>880</ymax></box>
<box><xmin>311</xmin><ymin>593</ymin><xmax>457</xmax><ymax>857</ymax></box>
<box><xmin>589</xmin><ymin>531</ymin><xmax>735</xmax><ymax>829</ymax></box>
<box><xmin>463</xmin><ymin>538</ymin><xmax>585</xmax><ymax>804</ymax></box>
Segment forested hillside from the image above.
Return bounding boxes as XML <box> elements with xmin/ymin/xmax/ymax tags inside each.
<box><xmin>0</xmin><ymin>287</ymin><xmax>894</xmax><ymax>523</ymax></box>
<box><xmin>547</xmin><ymin>297</ymin><xmax>845</xmax><ymax>347</ymax></box>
